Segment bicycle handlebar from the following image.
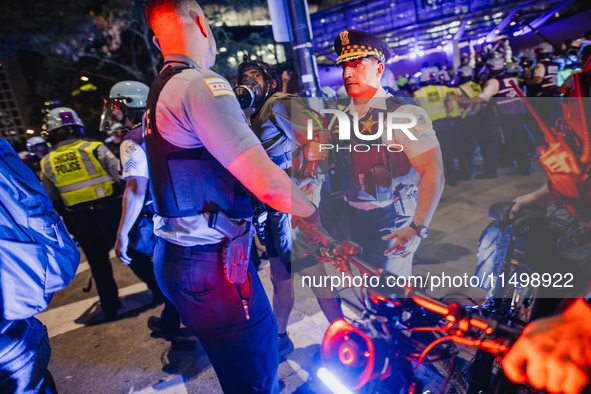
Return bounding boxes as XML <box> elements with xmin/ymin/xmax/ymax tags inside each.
<box><xmin>302</xmin><ymin>224</ymin><xmax>523</xmax><ymax>351</ymax></box>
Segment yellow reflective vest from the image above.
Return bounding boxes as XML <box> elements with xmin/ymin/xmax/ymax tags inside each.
<box><xmin>41</xmin><ymin>139</ymin><xmax>115</xmax><ymax>207</ymax></box>
<box><xmin>459</xmin><ymin>81</ymin><xmax>483</xmax><ymax>117</ymax></box>
<box><xmin>413</xmin><ymin>85</ymin><xmax>447</xmax><ymax>121</ymax></box>
<box><xmin>459</xmin><ymin>81</ymin><xmax>482</xmax><ymax>98</ymax></box>
<box><xmin>445</xmin><ymin>87</ymin><xmax>462</xmax><ymax>118</ymax></box>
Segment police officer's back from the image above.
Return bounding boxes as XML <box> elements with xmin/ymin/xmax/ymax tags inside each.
<box><xmin>40</xmin><ymin>107</ymin><xmax>123</xmax><ymax>320</ymax></box>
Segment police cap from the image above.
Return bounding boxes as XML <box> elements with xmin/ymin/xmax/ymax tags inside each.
<box><xmin>334</xmin><ymin>29</ymin><xmax>392</xmax><ymax>66</ymax></box>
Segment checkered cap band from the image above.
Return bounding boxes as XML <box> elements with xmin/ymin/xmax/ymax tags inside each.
<box><xmin>336</xmin><ymin>45</ymin><xmax>386</xmax><ymax>65</ymax></box>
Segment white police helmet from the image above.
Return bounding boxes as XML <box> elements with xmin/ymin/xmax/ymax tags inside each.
<box><xmin>505</xmin><ymin>62</ymin><xmax>522</xmax><ymax>75</ymax></box>
<box><xmin>419</xmin><ymin>68</ymin><xmax>437</xmax><ymax>83</ymax></box>
<box><xmin>42</xmin><ymin>107</ymin><xmax>84</xmax><ymax>144</ymax></box>
<box><xmin>100</xmin><ymin>81</ymin><xmax>149</xmax><ymax>133</ymax></box>
<box><xmin>26</xmin><ymin>136</ymin><xmax>47</xmax><ymax>152</ymax></box>
<box><xmin>488</xmin><ymin>57</ymin><xmax>506</xmax><ymax>72</ymax></box>
<box><xmin>458</xmin><ymin>65</ymin><xmax>474</xmax><ymax>78</ymax></box>
<box><xmin>109</xmin><ymin>81</ymin><xmax>149</xmax><ymax>108</ymax></box>
<box><xmin>536</xmin><ymin>42</ymin><xmax>554</xmax><ymax>54</ymax></box>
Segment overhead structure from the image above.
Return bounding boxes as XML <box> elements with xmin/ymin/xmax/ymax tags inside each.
<box><xmin>310</xmin><ymin>0</ymin><xmax>581</xmax><ymax>62</ymax></box>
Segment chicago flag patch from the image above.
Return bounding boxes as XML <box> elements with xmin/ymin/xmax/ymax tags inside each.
<box><xmin>204</xmin><ymin>78</ymin><xmax>235</xmax><ymax>97</ymax></box>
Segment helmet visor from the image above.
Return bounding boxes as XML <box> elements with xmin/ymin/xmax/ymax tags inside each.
<box><xmin>99</xmin><ymin>99</ymin><xmax>125</xmax><ymax>134</ymax></box>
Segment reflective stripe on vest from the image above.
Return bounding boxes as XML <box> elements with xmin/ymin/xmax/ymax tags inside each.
<box><xmin>41</xmin><ymin>140</ymin><xmax>115</xmax><ymax>206</ymax></box>
<box><xmin>414</xmin><ymin>85</ymin><xmax>446</xmax><ymax>121</ymax></box>
<box><xmin>459</xmin><ymin>81</ymin><xmax>482</xmax><ymax>98</ymax></box>
<box><xmin>446</xmin><ymin>87</ymin><xmax>461</xmax><ymax>118</ymax></box>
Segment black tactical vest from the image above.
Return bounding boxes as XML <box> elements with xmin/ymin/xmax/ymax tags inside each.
<box><xmin>144</xmin><ymin>63</ymin><xmax>252</xmax><ymax>219</ymax></box>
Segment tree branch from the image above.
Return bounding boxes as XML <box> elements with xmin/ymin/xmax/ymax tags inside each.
<box><xmin>63</xmin><ymin>67</ymin><xmax>120</xmax><ymax>82</ymax></box>
<box><xmin>140</xmin><ymin>16</ymin><xmax>159</xmax><ymax>77</ymax></box>
<box><xmin>79</xmin><ymin>53</ymin><xmax>142</xmax><ymax>78</ymax></box>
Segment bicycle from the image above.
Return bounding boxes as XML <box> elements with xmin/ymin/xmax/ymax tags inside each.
<box><xmin>301</xmin><ymin>225</ymin><xmax>524</xmax><ymax>394</ymax></box>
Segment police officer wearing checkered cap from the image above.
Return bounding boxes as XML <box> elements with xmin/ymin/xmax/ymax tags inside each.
<box><xmin>331</xmin><ymin>29</ymin><xmax>445</xmax><ymax>277</ymax></box>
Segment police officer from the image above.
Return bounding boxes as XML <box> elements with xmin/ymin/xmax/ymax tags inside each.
<box><xmin>476</xmin><ymin>58</ymin><xmax>530</xmax><ymax>177</ymax></box>
<box><xmin>526</xmin><ymin>42</ymin><xmax>559</xmax><ymax>97</ymax></box>
<box><xmin>101</xmin><ymin>80</ymin><xmax>183</xmax><ymax>337</ymax></box>
<box><xmin>40</xmin><ymin>107</ymin><xmax>123</xmax><ymax>320</ymax></box>
<box><xmin>23</xmin><ymin>136</ymin><xmax>50</xmax><ymax>180</ymax></box>
<box><xmin>414</xmin><ymin>67</ymin><xmax>457</xmax><ymax>185</ymax></box>
<box><xmin>456</xmin><ymin>65</ymin><xmax>483</xmax><ymax>179</ymax></box>
<box><xmin>235</xmin><ymin>57</ymin><xmax>340</xmax><ymax>356</ymax></box>
<box><xmin>143</xmin><ymin>1</ymin><xmax>320</xmax><ymax>392</ymax></box>
<box><xmin>444</xmin><ymin>70</ymin><xmax>472</xmax><ymax>180</ymax></box>
<box><xmin>332</xmin><ymin>29</ymin><xmax>444</xmax><ymax>276</ymax></box>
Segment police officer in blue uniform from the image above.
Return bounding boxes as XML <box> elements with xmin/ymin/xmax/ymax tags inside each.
<box><xmin>143</xmin><ymin>1</ymin><xmax>320</xmax><ymax>393</ymax></box>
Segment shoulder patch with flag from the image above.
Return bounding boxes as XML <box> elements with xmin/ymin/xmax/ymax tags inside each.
<box><xmin>203</xmin><ymin>78</ymin><xmax>235</xmax><ymax>97</ymax></box>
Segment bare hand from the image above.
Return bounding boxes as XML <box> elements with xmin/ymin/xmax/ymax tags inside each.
<box><xmin>114</xmin><ymin>234</ymin><xmax>132</xmax><ymax>265</ymax></box>
<box><xmin>509</xmin><ymin>193</ymin><xmax>537</xmax><ymax>220</ymax></box>
<box><xmin>304</xmin><ymin>140</ymin><xmax>329</xmax><ymax>162</ymax></box>
<box><xmin>382</xmin><ymin>226</ymin><xmax>419</xmax><ymax>256</ymax></box>
<box><xmin>502</xmin><ymin>299</ymin><xmax>591</xmax><ymax>394</ymax></box>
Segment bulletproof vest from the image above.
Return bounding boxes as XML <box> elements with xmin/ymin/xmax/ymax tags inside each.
<box><xmin>494</xmin><ymin>73</ymin><xmax>524</xmax><ymax>115</ymax></box>
<box><xmin>528</xmin><ymin>60</ymin><xmax>559</xmax><ymax>97</ymax></box>
<box><xmin>144</xmin><ymin>63</ymin><xmax>252</xmax><ymax>219</ymax></box>
<box><xmin>335</xmin><ymin>97</ymin><xmax>413</xmax><ymax>202</ymax></box>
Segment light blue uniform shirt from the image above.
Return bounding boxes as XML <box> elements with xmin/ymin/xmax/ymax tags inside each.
<box><xmin>150</xmin><ymin>54</ymin><xmax>261</xmax><ymax>246</ymax></box>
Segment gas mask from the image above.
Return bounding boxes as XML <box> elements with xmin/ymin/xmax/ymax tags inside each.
<box><xmin>234</xmin><ymin>75</ymin><xmax>266</xmax><ymax>109</ymax></box>
<box><xmin>234</xmin><ymin>57</ymin><xmax>279</xmax><ymax>109</ymax></box>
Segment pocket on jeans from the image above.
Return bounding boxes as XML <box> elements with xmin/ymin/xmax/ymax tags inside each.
<box><xmin>173</xmin><ymin>279</ymin><xmax>216</xmax><ymax>300</ymax></box>
<box><xmin>216</xmin><ymin>309</ymin><xmax>278</xmax><ymax>384</ymax></box>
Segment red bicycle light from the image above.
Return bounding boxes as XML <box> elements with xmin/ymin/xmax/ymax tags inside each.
<box><xmin>321</xmin><ymin>319</ymin><xmax>391</xmax><ymax>390</ymax></box>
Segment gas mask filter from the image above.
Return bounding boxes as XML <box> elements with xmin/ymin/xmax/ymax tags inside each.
<box><xmin>234</xmin><ymin>75</ymin><xmax>265</xmax><ymax>109</ymax></box>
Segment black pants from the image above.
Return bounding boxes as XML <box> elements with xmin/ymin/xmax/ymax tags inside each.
<box><xmin>70</xmin><ymin>199</ymin><xmax>161</xmax><ymax>315</ymax></box>
<box><xmin>475</xmin><ymin>115</ymin><xmax>502</xmax><ymax>175</ymax></box>
<box><xmin>433</xmin><ymin>118</ymin><xmax>458</xmax><ymax>184</ymax></box>
<box><xmin>70</xmin><ymin>201</ymin><xmax>121</xmax><ymax>315</ymax></box>
<box><xmin>451</xmin><ymin>117</ymin><xmax>473</xmax><ymax>179</ymax></box>
<box><xmin>501</xmin><ymin>114</ymin><xmax>531</xmax><ymax>174</ymax></box>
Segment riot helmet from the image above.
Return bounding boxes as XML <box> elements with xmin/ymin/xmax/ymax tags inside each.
<box><xmin>26</xmin><ymin>136</ymin><xmax>50</xmax><ymax>158</ymax></box>
<box><xmin>100</xmin><ymin>81</ymin><xmax>149</xmax><ymax>134</ymax></box>
<box><xmin>41</xmin><ymin>107</ymin><xmax>84</xmax><ymax>145</ymax></box>
<box><xmin>419</xmin><ymin>67</ymin><xmax>437</xmax><ymax>86</ymax></box>
<box><xmin>487</xmin><ymin>57</ymin><xmax>506</xmax><ymax>75</ymax></box>
<box><xmin>234</xmin><ymin>56</ymin><xmax>280</xmax><ymax>109</ymax></box>
<box><xmin>535</xmin><ymin>42</ymin><xmax>554</xmax><ymax>60</ymax></box>
<box><xmin>505</xmin><ymin>62</ymin><xmax>522</xmax><ymax>76</ymax></box>
<box><xmin>457</xmin><ymin>65</ymin><xmax>474</xmax><ymax>84</ymax></box>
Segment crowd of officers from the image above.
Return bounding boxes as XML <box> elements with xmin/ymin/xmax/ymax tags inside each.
<box><xmin>315</xmin><ymin>33</ymin><xmax>591</xmax><ymax>186</ymax></box>
<box><xmin>10</xmin><ymin>0</ymin><xmax>591</xmax><ymax>392</ymax></box>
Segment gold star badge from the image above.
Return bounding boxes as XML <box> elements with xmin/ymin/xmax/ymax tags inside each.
<box><xmin>360</xmin><ymin>115</ymin><xmax>379</xmax><ymax>134</ymax></box>
<box><xmin>340</xmin><ymin>31</ymin><xmax>349</xmax><ymax>46</ymax></box>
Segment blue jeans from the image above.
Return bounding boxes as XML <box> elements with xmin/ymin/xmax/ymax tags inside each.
<box><xmin>0</xmin><ymin>318</ymin><xmax>56</xmax><ymax>394</ymax></box>
<box><xmin>153</xmin><ymin>237</ymin><xmax>279</xmax><ymax>394</ymax></box>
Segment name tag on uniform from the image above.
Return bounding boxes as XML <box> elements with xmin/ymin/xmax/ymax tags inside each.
<box><xmin>204</xmin><ymin>78</ymin><xmax>235</xmax><ymax>97</ymax></box>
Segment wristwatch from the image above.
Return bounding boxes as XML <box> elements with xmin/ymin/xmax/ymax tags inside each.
<box><xmin>409</xmin><ymin>222</ymin><xmax>429</xmax><ymax>239</ymax></box>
